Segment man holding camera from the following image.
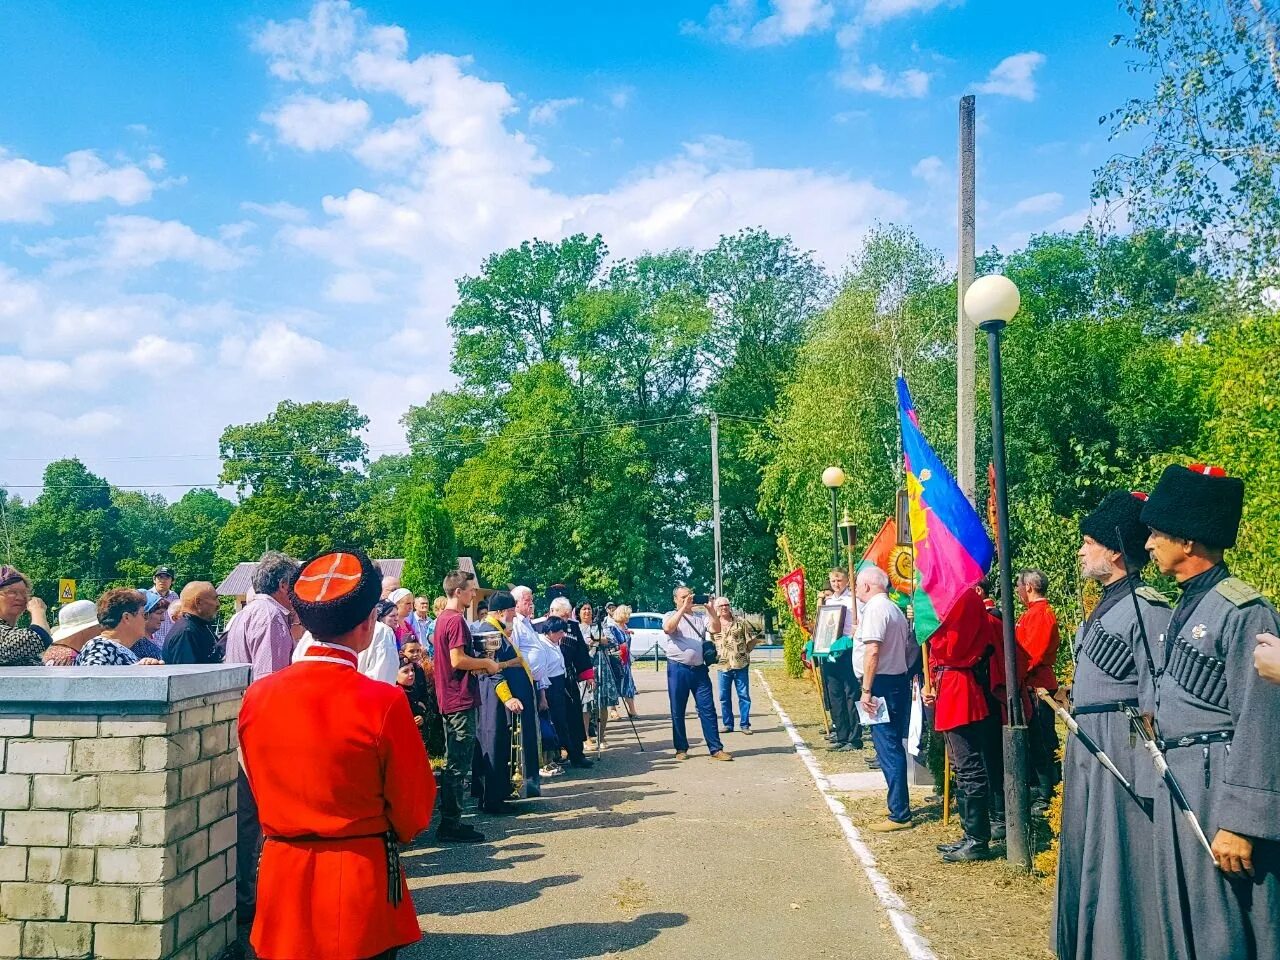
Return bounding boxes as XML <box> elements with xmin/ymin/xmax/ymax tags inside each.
<box><xmin>661</xmin><ymin>586</ymin><xmax>733</xmax><ymax>761</ymax></box>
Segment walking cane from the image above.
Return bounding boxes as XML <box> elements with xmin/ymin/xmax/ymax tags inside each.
<box><xmin>1035</xmin><ymin>689</ymin><xmax>1146</xmax><ymax>809</ymax></box>
<box><xmin>623</xmin><ymin>706</ymin><xmax>645</xmax><ymax>751</ymax></box>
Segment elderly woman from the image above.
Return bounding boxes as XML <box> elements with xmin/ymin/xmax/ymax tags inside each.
<box><xmin>610</xmin><ymin>604</ymin><xmax>639</xmax><ymax>719</ymax></box>
<box><xmin>132</xmin><ymin>592</ymin><xmax>170</xmax><ymax>662</ymax></box>
<box><xmin>77</xmin><ymin>589</ymin><xmax>164</xmax><ymax>666</ymax></box>
<box><xmin>0</xmin><ymin>566</ymin><xmax>50</xmax><ymax>666</ymax></box>
<box><xmin>43</xmin><ymin>599</ymin><xmax>100</xmax><ymax>666</ymax></box>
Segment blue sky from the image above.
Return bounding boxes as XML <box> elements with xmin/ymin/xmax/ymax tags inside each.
<box><xmin>0</xmin><ymin>1</ymin><xmax>1145</xmax><ymax>494</ymax></box>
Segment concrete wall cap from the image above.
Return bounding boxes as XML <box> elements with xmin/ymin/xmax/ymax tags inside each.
<box><xmin>0</xmin><ymin>665</ymin><xmax>249</xmax><ymax>708</ymax></box>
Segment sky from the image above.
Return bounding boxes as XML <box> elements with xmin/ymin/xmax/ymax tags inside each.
<box><xmin>0</xmin><ymin>0</ymin><xmax>1147</xmax><ymax>496</ymax></box>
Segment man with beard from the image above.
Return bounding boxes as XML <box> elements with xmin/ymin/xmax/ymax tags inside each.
<box><xmin>1051</xmin><ymin>490</ymin><xmax>1171</xmax><ymax>960</ymax></box>
<box><xmin>470</xmin><ymin>592</ymin><xmax>534</xmax><ymax>814</ymax></box>
<box><xmin>1140</xmin><ymin>464</ymin><xmax>1280</xmax><ymax>960</ymax></box>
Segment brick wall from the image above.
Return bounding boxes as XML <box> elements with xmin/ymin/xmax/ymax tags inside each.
<box><xmin>0</xmin><ymin>667</ymin><xmax>248</xmax><ymax>960</ymax></box>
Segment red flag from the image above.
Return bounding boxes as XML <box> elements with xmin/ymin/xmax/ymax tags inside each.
<box><xmin>860</xmin><ymin>517</ymin><xmax>913</xmax><ymax>595</ymax></box>
<box><xmin>777</xmin><ymin>568</ymin><xmax>807</xmax><ymax>635</ymax></box>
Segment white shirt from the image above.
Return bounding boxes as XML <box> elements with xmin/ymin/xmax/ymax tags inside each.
<box><xmin>513</xmin><ymin>614</ymin><xmax>552</xmax><ymax>689</ymax></box>
<box><xmin>853</xmin><ymin>592</ymin><xmax>912</xmax><ymax>679</ymax></box>
<box><xmin>661</xmin><ymin>611</ymin><xmax>707</xmax><ymax>667</ymax></box>
<box><xmin>292</xmin><ymin>624</ymin><xmax>399</xmax><ymax>686</ymax></box>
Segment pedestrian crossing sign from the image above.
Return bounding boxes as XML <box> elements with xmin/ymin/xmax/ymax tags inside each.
<box><xmin>59</xmin><ymin>579</ymin><xmax>76</xmax><ymax>602</ymax></box>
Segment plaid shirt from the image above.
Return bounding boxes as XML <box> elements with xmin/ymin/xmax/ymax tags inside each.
<box><xmin>713</xmin><ymin>618</ymin><xmax>761</xmax><ymax>670</ymax></box>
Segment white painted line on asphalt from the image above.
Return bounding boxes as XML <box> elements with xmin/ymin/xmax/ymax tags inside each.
<box><xmin>755</xmin><ymin>669</ymin><xmax>937</xmax><ymax>960</ymax></box>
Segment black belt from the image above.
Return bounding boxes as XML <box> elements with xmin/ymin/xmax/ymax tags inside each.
<box><xmin>1156</xmin><ymin>730</ymin><xmax>1233</xmax><ymax>751</ymax></box>
<box><xmin>1072</xmin><ymin>699</ymin><xmax>1139</xmax><ymax>717</ymax></box>
<box><xmin>265</xmin><ymin>830</ymin><xmax>402</xmax><ymax>906</ymax></box>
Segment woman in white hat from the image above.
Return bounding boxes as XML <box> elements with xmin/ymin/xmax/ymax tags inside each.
<box><xmin>42</xmin><ymin>599</ymin><xmax>100</xmax><ymax>666</ymax></box>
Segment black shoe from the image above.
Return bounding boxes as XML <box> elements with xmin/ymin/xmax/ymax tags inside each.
<box><xmin>568</xmin><ymin>758</ymin><xmax>594</xmax><ymax>769</ymax></box>
<box><xmin>830</xmin><ymin>742</ymin><xmax>854</xmax><ymax>752</ymax></box>
<box><xmin>866</xmin><ymin>756</ymin><xmax>881</xmax><ymax>770</ymax></box>
<box><xmin>936</xmin><ymin>837</ymin><xmax>966</xmax><ymax>854</ymax></box>
<box><xmin>850</xmin><ymin>739</ymin><xmax>864</xmax><ymax>750</ymax></box>
<box><xmin>942</xmin><ymin>837</ymin><xmax>992</xmax><ymax>862</ymax></box>
<box><xmin>436</xmin><ymin>822</ymin><xmax>486</xmax><ymax>843</ymax></box>
<box><xmin>990</xmin><ymin>819</ymin><xmax>1007</xmax><ymax>841</ymax></box>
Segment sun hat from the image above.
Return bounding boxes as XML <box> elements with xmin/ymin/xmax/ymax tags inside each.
<box><xmin>52</xmin><ymin>600</ymin><xmax>100</xmax><ymax>643</ymax></box>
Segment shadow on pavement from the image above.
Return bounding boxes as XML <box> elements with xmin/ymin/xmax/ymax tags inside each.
<box><xmin>415</xmin><ymin>874</ymin><xmax>580</xmax><ymax>916</ymax></box>
<box><xmin>420</xmin><ymin>911</ymin><xmax>689</xmax><ymax>959</ymax></box>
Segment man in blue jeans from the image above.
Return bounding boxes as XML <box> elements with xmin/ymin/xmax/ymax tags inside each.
<box><xmin>661</xmin><ymin>586</ymin><xmax>733</xmax><ymax>762</ymax></box>
<box><xmin>854</xmin><ymin>566</ymin><xmax>915</xmax><ymax>831</ymax></box>
<box><xmin>708</xmin><ymin>597</ymin><xmax>762</xmax><ymax>734</ymax></box>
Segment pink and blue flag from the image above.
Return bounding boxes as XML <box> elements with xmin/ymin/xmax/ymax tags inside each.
<box><xmin>897</xmin><ymin>377</ymin><xmax>994</xmax><ymax>642</ymax></box>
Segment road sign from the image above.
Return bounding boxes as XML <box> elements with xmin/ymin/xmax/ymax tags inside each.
<box><xmin>58</xmin><ymin>579</ymin><xmax>77</xmax><ymax>602</ymax></box>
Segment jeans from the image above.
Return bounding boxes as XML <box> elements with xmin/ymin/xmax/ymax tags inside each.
<box><xmin>439</xmin><ymin>709</ymin><xmax>476</xmax><ymax>828</ymax></box>
<box><xmin>868</xmin><ymin>673</ymin><xmax>911</xmax><ymax>823</ymax></box>
<box><xmin>667</xmin><ymin>661</ymin><xmax>723</xmax><ymax>754</ymax></box>
<box><xmin>718</xmin><ymin>666</ymin><xmax>752</xmax><ymax>730</ymax></box>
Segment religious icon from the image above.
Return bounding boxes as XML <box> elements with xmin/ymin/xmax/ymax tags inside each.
<box><xmin>812</xmin><ymin>604</ymin><xmax>845</xmax><ymax>655</ymax></box>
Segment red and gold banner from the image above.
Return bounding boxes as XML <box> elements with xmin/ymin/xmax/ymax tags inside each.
<box><xmin>777</xmin><ymin>568</ymin><xmax>807</xmax><ymax>634</ymax></box>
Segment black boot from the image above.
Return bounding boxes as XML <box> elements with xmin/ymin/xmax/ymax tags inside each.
<box><xmin>936</xmin><ymin>796</ymin><xmax>970</xmax><ymax>853</ymax></box>
<box><xmin>990</xmin><ymin>816</ymin><xmax>1007</xmax><ymax>842</ymax></box>
<box><xmin>942</xmin><ymin>794</ymin><xmax>992</xmax><ymax>863</ymax></box>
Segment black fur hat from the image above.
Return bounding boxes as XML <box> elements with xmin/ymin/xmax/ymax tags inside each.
<box><xmin>1140</xmin><ymin>464</ymin><xmax>1244</xmax><ymax>549</ymax></box>
<box><xmin>290</xmin><ymin>549</ymin><xmax>382</xmax><ymax>639</ymax></box>
<box><xmin>1080</xmin><ymin>490</ymin><xmax>1151</xmax><ymax>562</ymax></box>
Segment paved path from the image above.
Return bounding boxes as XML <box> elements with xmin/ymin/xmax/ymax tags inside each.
<box><xmin>402</xmin><ymin>665</ymin><xmax>906</xmax><ymax>960</ymax></box>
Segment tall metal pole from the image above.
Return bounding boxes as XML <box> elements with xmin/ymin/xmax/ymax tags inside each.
<box><xmin>710</xmin><ymin>412</ymin><xmax>724</xmax><ymax>599</ymax></box>
<box><xmin>985</xmin><ymin>320</ymin><xmax>1031</xmax><ymax>871</ymax></box>
<box><xmin>956</xmin><ymin>95</ymin><xmax>977</xmax><ymax>504</ymax></box>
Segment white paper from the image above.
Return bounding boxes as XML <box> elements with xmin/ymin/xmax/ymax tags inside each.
<box><xmin>907</xmin><ymin>681</ymin><xmax>923</xmax><ymax>756</ymax></box>
<box><xmin>857</xmin><ymin>696</ymin><xmax>890</xmax><ymax>725</ymax></box>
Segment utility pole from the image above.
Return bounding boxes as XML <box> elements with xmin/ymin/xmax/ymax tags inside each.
<box><xmin>710</xmin><ymin>412</ymin><xmax>724</xmax><ymax>599</ymax></box>
<box><xmin>956</xmin><ymin>94</ymin><xmax>977</xmax><ymax>504</ymax></box>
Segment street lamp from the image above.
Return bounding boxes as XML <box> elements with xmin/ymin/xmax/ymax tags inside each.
<box><xmin>964</xmin><ymin>272</ymin><xmax>1031</xmax><ymax>871</ymax></box>
<box><xmin>821</xmin><ymin>466</ymin><xmax>846</xmax><ymax>568</ymax></box>
<box><xmin>838</xmin><ymin>509</ymin><xmax>858</xmax><ymax>586</ymax></box>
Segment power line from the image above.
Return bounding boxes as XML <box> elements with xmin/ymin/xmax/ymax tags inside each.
<box><xmin>1</xmin><ymin>411</ymin><xmax>763</xmax><ymax>491</ymax></box>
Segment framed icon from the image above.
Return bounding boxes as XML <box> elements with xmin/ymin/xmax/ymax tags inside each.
<box><xmin>812</xmin><ymin>604</ymin><xmax>846</xmax><ymax>655</ymax></box>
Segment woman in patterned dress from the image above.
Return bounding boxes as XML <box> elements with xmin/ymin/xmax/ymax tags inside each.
<box><xmin>77</xmin><ymin>589</ymin><xmax>164</xmax><ymax>666</ymax></box>
<box><xmin>588</xmin><ymin>603</ymin><xmax>620</xmax><ymax>748</ymax></box>
<box><xmin>610</xmin><ymin>605</ymin><xmax>638</xmax><ymax>718</ymax></box>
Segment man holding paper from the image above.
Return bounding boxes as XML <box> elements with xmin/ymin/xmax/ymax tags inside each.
<box><xmin>854</xmin><ymin>566</ymin><xmax>914</xmax><ymax>831</ymax></box>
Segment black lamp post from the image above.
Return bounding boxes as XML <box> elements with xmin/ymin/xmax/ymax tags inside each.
<box><xmin>965</xmin><ymin>272</ymin><xmax>1031</xmax><ymax>872</ymax></box>
<box><xmin>821</xmin><ymin>467</ymin><xmax>846</xmax><ymax>568</ymax></box>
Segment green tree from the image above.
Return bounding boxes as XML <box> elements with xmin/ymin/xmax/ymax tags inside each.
<box><xmin>1096</xmin><ymin>0</ymin><xmax>1280</xmax><ymax>285</ymax></box>
<box><xmin>401</xmin><ymin>487</ymin><xmax>457</xmax><ymax>597</ymax></box>
<box><xmin>216</xmin><ymin>400</ymin><xmax>369</xmax><ymax>567</ymax></box>
<box><xmin>168</xmin><ymin>489</ymin><xmax>235</xmax><ymax>581</ymax></box>
<box><xmin>19</xmin><ymin>460</ymin><xmax>127</xmax><ymax>600</ymax></box>
<box><xmin>112</xmin><ymin>490</ymin><xmax>174</xmax><ymax>582</ymax></box>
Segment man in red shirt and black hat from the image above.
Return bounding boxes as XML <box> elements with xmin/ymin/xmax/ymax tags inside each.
<box><xmin>238</xmin><ymin>549</ymin><xmax>434</xmax><ymax>960</ymax></box>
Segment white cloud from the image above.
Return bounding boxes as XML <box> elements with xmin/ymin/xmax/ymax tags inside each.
<box><xmin>690</xmin><ymin>0</ymin><xmax>834</xmax><ymax>46</ymax></box>
<box><xmin>1007</xmin><ymin>192</ymin><xmax>1064</xmax><ymax>217</ymax></box>
<box><xmin>838</xmin><ymin>65</ymin><xmax>930</xmax><ymax>98</ymax></box>
<box><xmin>861</xmin><ymin>0</ymin><xmax>951</xmax><ymax>26</ymax></box>
<box><xmin>912</xmin><ymin>155</ymin><xmax>946</xmax><ymax>186</ymax></box>
<box><xmin>609</xmin><ymin>87</ymin><xmax>634</xmax><ymax>110</ymax></box>
<box><xmin>262</xmin><ymin>94</ymin><xmax>372</xmax><ymax>151</ymax></box>
<box><xmin>975</xmin><ymin>51</ymin><xmax>1045</xmax><ymax>101</ymax></box>
<box><xmin>95</xmin><ymin>216</ymin><xmax>245</xmax><ymax>271</ymax></box>
<box><xmin>253</xmin><ymin>0</ymin><xmax>364</xmax><ymax>82</ymax></box>
<box><xmin>241</xmin><ymin>200</ymin><xmax>309</xmax><ymax>222</ymax></box>
<box><xmin>219</xmin><ymin>322</ymin><xmax>328</xmax><ymax>380</ymax></box>
<box><xmin>0</xmin><ymin>149</ymin><xmax>155</xmax><ymax>222</ymax></box>
<box><xmin>529</xmin><ymin>97</ymin><xmax>582</xmax><ymax>126</ymax></box>
<box><xmin>325</xmin><ymin>271</ymin><xmax>383</xmax><ymax>303</ymax></box>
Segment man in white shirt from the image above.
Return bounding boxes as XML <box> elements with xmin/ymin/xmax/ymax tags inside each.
<box><xmin>661</xmin><ymin>586</ymin><xmax>732</xmax><ymax>762</ymax></box>
<box><xmin>292</xmin><ymin>598</ymin><xmax>398</xmax><ymax>685</ymax></box>
<box><xmin>854</xmin><ymin>566</ymin><xmax>914</xmax><ymax>831</ymax></box>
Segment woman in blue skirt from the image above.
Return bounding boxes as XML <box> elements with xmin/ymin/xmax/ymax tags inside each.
<box><xmin>609</xmin><ymin>604</ymin><xmax>638</xmax><ymax>718</ymax></box>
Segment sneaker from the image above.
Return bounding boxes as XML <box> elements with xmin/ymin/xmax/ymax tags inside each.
<box><xmin>436</xmin><ymin>822</ymin><xmax>485</xmax><ymax>844</ymax></box>
<box><xmin>868</xmin><ymin>818</ymin><xmax>913</xmax><ymax>832</ymax></box>
<box><xmin>675</xmin><ymin>751</ymin><xmax>689</xmax><ymax>760</ymax></box>
<box><xmin>742</xmin><ymin>728</ymin><xmax>753</xmax><ymax>736</ymax></box>
<box><xmin>711</xmin><ymin>750</ymin><xmax>734</xmax><ymax>761</ymax></box>
<box><xmin>539</xmin><ymin>765</ymin><xmax>564</xmax><ymax>778</ymax></box>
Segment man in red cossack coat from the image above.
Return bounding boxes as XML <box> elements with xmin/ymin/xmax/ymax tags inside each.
<box><xmin>238</xmin><ymin>549</ymin><xmax>434</xmax><ymax>960</ymax></box>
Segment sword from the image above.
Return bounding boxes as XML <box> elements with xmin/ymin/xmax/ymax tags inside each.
<box><xmin>1035</xmin><ymin>689</ymin><xmax>1145</xmax><ymax>809</ymax></box>
<box><xmin>1114</xmin><ymin>532</ymin><xmax>1217</xmax><ymax>863</ymax></box>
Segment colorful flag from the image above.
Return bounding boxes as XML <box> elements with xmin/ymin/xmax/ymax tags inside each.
<box><xmin>897</xmin><ymin>377</ymin><xmax>994</xmax><ymax>642</ymax></box>
<box><xmin>777</xmin><ymin>568</ymin><xmax>808</xmax><ymax>636</ymax></box>
<box><xmin>859</xmin><ymin>517</ymin><xmax>913</xmax><ymax>595</ymax></box>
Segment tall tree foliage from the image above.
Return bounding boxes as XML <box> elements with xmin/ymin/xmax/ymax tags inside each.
<box><xmin>401</xmin><ymin>487</ymin><xmax>457</xmax><ymax>598</ymax></box>
<box><xmin>1096</xmin><ymin>0</ymin><xmax>1280</xmax><ymax>285</ymax></box>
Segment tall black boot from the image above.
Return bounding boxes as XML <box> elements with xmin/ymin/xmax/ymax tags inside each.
<box><xmin>943</xmin><ymin>792</ymin><xmax>992</xmax><ymax>862</ymax></box>
<box><xmin>936</xmin><ymin>795</ymin><xmax>969</xmax><ymax>854</ymax></box>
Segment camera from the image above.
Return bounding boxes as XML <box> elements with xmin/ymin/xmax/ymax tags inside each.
<box><xmin>693</xmin><ymin>592</ymin><xmax>711</xmax><ymax>606</ymax></box>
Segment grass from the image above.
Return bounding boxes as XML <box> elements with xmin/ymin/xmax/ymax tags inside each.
<box><xmin>761</xmin><ymin>665</ymin><xmax>1055</xmax><ymax>960</ymax></box>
